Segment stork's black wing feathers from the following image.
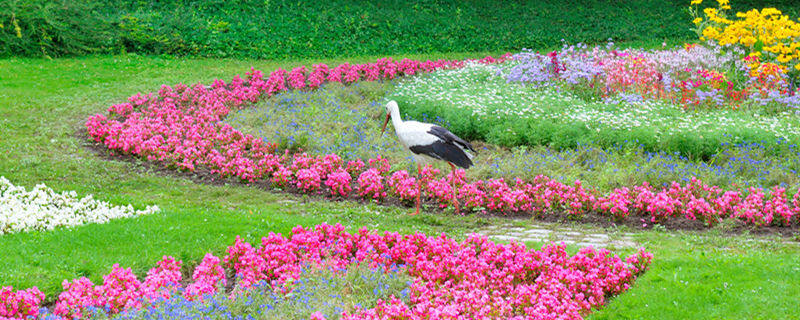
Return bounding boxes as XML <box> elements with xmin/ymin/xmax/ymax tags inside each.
<box><xmin>407</xmin><ymin>126</ymin><xmax>475</xmax><ymax>169</ymax></box>
<box><xmin>409</xmin><ymin>141</ymin><xmax>474</xmax><ymax>169</ymax></box>
<box><xmin>428</xmin><ymin>126</ymin><xmax>475</xmax><ymax>152</ymax></box>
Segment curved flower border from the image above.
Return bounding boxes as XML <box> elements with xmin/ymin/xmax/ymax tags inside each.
<box><xmin>83</xmin><ymin>56</ymin><xmax>800</xmax><ymax>228</ymax></box>
<box><xmin>1</xmin><ymin>224</ymin><xmax>652</xmax><ymax>320</ymax></box>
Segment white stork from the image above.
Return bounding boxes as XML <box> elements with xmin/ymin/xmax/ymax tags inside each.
<box><xmin>381</xmin><ymin>100</ymin><xmax>475</xmax><ymax>215</ymax></box>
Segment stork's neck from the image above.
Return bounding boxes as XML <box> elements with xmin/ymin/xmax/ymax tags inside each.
<box><xmin>390</xmin><ymin>105</ymin><xmax>404</xmax><ymax>128</ymax></box>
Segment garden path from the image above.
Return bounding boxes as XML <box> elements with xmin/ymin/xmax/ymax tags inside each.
<box><xmin>476</xmin><ymin>223</ymin><xmax>638</xmax><ymax>248</ymax></box>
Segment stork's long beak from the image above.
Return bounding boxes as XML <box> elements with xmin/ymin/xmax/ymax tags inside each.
<box><xmin>380</xmin><ymin>112</ymin><xmax>390</xmax><ymax>136</ymax></box>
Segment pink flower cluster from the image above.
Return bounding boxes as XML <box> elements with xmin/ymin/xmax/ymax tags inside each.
<box><xmin>52</xmin><ymin>265</ymin><xmax>144</xmax><ymax>319</ymax></box>
<box><xmin>84</xmin><ymin>56</ymin><xmax>800</xmax><ymax>228</ymax></box>
<box><xmin>1</xmin><ymin>286</ymin><xmax>44</xmax><ymax>320</ymax></box>
<box><xmin>606</xmin><ymin>178</ymin><xmax>800</xmax><ymax>227</ymax></box>
<box><xmin>184</xmin><ymin>253</ymin><xmax>226</xmax><ymax>299</ymax></box>
<box><xmin>602</xmin><ymin>53</ymin><xmax>663</xmax><ymax>96</ymax></box>
<box><xmin>1</xmin><ymin>224</ymin><xmax>652</xmax><ymax>320</ymax></box>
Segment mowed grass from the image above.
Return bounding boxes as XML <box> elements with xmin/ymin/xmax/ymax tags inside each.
<box><xmin>0</xmin><ymin>55</ymin><xmax>799</xmax><ymax>319</ymax></box>
<box><xmin>590</xmin><ymin>230</ymin><xmax>800</xmax><ymax>320</ymax></box>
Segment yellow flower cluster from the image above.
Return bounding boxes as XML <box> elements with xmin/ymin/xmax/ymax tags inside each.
<box><xmin>690</xmin><ymin>0</ymin><xmax>800</xmax><ymax>73</ymax></box>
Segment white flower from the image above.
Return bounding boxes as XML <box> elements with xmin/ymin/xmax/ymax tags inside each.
<box><xmin>0</xmin><ymin>177</ymin><xmax>160</xmax><ymax>234</ymax></box>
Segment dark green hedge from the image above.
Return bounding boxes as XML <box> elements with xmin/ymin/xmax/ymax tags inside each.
<box><xmin>2</xmin><ymin>0</ymin><xmax>798</xmax><ymax>58</ymax></box>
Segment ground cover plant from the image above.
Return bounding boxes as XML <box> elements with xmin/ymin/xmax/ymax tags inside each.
<box><xmin>0</xmin><ymin>224</ymin><xmax>652</xmax><ymax>320</ymax></box>
<box><xmin>1</xmin><ymin>51</ymin><xmax>799</xmax><ymax>320</ymax></box>
<box><xmin>0</xmin><ymin>176</ymin><xmax>159</xmax><ymax>234</ymax></box>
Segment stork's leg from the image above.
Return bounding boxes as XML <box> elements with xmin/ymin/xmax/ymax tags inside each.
<box><xmin>413</xmin><ymin>163</ymin><xmax>422</xmax><ymax>216</ymax></box>
<box><xmin>448</xmin><ymin>162</ymin><xmax>460</xmax><ymax>213</ymax></box>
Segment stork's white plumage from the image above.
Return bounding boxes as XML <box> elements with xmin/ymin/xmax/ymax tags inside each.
<box><xmin>381</xmin><ymin>100</ymin><xmax>476</xmax><ymax>215</ymax></box>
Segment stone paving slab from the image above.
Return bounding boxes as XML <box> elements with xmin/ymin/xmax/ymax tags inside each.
<box><xmin>478</xmin><ymin>223</ymin><xmax>800</xmax><ymax>248</ymax></box>
<box><xmin>477</xmin><ymin>223</ymin><xmax>638</xmax><ymax>248</ymax></box>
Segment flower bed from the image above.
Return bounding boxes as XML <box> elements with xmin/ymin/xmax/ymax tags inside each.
<box><xmin>0</xmin><ymin>177</ymin><xmax>159</xmax><ymax>234</ymax></box>
<box><xmin>84</xmin><ymin>55</ymin><xmax>800</xmax><ymax>229</ymax></box>
<box><xmin>0</xmin><ymin>224</ymin><xmax>653</xmax><ymax>320</ymax></box>
<box><xmin>389</xmin><ymin>47</ymin><xmax>800</xmax><ymax>158</ymax></box>
<box><xmin>227</xmin><ymin>79</ymin><xmax>800</xmax><ymax>194</ymax></box>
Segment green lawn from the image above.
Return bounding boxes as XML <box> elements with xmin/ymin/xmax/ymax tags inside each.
<box><xmin>1</xmin><ymin>54</ymin><xmax>799</xmax><ymax>319</ymax></box>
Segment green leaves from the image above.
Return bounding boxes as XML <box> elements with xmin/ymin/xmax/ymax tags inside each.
<box><xmin>7</xmin><ymin>0</ymin><xmax>795</xmax><ymax>59</ymax></box>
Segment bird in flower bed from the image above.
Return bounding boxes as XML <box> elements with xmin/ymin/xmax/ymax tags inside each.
<box><xmin>381</xmin><ymin>100</ymin><xmax>475</xmax><ymax>215</ymax></box>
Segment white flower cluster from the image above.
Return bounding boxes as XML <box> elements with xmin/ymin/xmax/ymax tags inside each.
<box><xmin>0</xmin><ymin>177</ymin><xmax>160</xmax><ymax>234</ymax></box>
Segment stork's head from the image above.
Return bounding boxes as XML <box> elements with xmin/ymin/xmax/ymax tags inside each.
<box><xmin>381</xmin><ymin>100</ymin><xmax>398</xmax><ymax>136</ymax></box>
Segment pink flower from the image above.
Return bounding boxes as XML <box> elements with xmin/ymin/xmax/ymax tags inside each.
<box><xmin>0</xmin><ymin>286</ymin><xmax>45</xmax><ymax>319</ymax></box>
<box><xmin>325</xmin><ymin>170</ymin><xmax>352</xmax><ymax>197</ymax></box>
<box><xmin>357</xmin><ymin>168</ymin><xmax>387</xmax><ymax>201</ymax></box>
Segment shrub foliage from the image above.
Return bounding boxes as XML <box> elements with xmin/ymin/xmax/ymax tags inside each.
<box><xmin>2</xmin><ymin>0</ymin><xmax>798</xmax><ymax>58</ymax></box>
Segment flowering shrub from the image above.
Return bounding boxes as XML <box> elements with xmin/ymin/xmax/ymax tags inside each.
<box><xmin>53</xmin><ymin>277</ymin><xmax>101</xmax><ymax>319</ymax></box>
<box><xmin>0</xmin><ymin>177</ymin><xmax>159</xmax><ymax>234</ymax></box>
<box><xmin>2</xmin><ymin>224</ymin><xmax>653</xmax><ymax>320</ymax></box>
<box><xmin>296</xmin><ymin>168</ymin><xmax>322</xmax><ymax>193</ymax></box>
<box><xmin>141</xmin><ymin>256</ymin><xmax>182</xmax><ymax>302</ymax></box>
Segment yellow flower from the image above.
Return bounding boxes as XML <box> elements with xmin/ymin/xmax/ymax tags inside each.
<box><xmin>691</xmin><ymin>0</ymin><xmax>702</xmax><ymax>5</ymax></box>
<box><xmin>795</xmin><ymin>63</ymin><xmax>800</xmax><ymax>71</ymax></box>
<box><xmin>702</xmin><ymin>26</ymin><xmax>720</xmax><ymax>39</ymax></box>
<box><xmin>704</xmin><ymin>8</ymin><xmax>718</xmax><ymax>17</ymax></box>
<box><xmin>693</xmin><ymin>17</ymin><xmax>703</xmax><ymax>24</ymax></box>
<box><xmin>761</xmin><ymin>8</ymin><xmax>782</xmax><ymax>17</ymax></box>
<box><xmin>740</xmin><ymin>36</ymin><xmax>757</xmax><ymax>46</ymax></box>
